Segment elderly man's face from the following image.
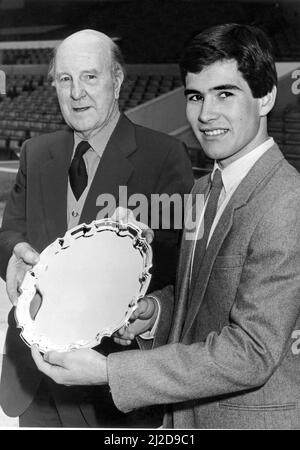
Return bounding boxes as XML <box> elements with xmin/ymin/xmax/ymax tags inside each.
<box><xmin>53</xmin><ymin>37</ymin><xmax>123</xmax><ymax>139</ymax></box>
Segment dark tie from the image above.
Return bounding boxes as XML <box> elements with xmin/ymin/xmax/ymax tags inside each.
<box><xmin>191</xmin><ymin>169</ymin><xmax>223</xmax><ymax>280</ymax></box>
<box><xmin>69</xmin><ymin>141</ymin><xmax>90</xmax><ymax>200</ymax></box>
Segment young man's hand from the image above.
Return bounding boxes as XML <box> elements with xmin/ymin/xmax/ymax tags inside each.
<box><xmin>113</xmin><ymin>296</ymin><xmax>159</xmax><ymax>346</ymax></box>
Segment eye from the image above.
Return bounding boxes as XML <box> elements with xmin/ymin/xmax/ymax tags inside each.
<box><xmin>219</xmin><ymin>91</ymin><xmax>233</xmax><ymax>99</ymax></box>
<box><xmin>58</xmin><ymin>75</ymin><xmax>71</xmax><ymax>84</ymax></box>
<box><xmin>83</xmin><ymin>73</ymin><xmax>98</xmax><ymax>83</ymax></box>
<box><xmin>187</xmin><ymin>94</ymin><xmax>203</xmax><ymax>102</ymax></box>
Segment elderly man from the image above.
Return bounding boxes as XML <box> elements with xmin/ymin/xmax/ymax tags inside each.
<box><xmin>33</xmin><ymin>24</ymin><xmax>300</xmax><ymax>430</ymax></box>
<box><xmin>0</xmin><ymin>29</ymin><xmax>193</xmax><ymax>427</ymax></box>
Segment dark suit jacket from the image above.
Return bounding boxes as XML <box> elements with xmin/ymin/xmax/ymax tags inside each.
<box><xmin>108</xmin><ymin>144</ymin><xmax>300</xmax><ymax>429</ymax></box>
<box><xmin>0</xmin><ymin>114</ymin><xmax>194</xmax><ymax>420</ymax></box>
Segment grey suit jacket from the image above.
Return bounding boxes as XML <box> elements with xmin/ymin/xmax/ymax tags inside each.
<box><xmin>108</xmin><ymin>144</ymin><xmax>300</xmax><ymax>429</ymax></box>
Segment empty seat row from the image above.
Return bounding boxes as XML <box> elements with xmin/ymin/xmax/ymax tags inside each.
<box><xmin>2</xmin><ymin>48</ymin><xmax>53</xmax><ymax>65</ymax></box>
<box><xmin>0</xmin><ymin>71</ymin><xmax>181</xmax><ymax>156</ymax></box>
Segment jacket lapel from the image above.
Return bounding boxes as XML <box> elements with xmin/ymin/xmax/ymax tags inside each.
<box><xmin>181</xmin><ymin>144</ymin><xmax>285</xmax><ymax>339</ymax></box>
<box><xmin>40</xmin><ymin>130</ymin><xmax>74</xmax><ymax>242</ymax></box>
<box><xmin>175</xmin><ymin>177</ymin><xmax>210</xmax><ymax>297</ymax></box>
<box><xmin>80</xmin><ymin>114</ymin><xmax>136</xmax><ymax>223</ymax></box>
<box><xmin>169</xmin><ymin>175</ymin><xmax>210</xmax><ymax>342</ymax></box>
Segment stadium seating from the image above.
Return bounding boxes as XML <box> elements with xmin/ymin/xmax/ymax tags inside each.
<box><xmin>0</xmin><ymin>0</ymin><xmax>298</xmax><ymax>171</ymax></box>
<box><xmin>2</xmin><ymin>48</ymin><xmax>53</xmax><ymax>65</ymax></box>
<box><xmin>269</xmin><ymin>106</ymin><xmax>300</xmax><ymax>171</ymax></box>
<box><xmin>0</xmin><ymin>71</ymin><xmax>183</xmax><ymax>156</ymax></box>
<box><xmin>273</xmin><ymin>26</ymin><xmax>300</xmax><ymax>61</ymax></box>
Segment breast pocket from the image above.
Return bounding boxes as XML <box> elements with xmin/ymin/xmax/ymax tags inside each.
<box><xmin>213</xmin><ymin>254</ymin><xmax>245</xmax><ymax>269</ymax></box>
<box><xmin>202</xmin><ymin>255</ymin><xmax>245</xmax><ymax>328</ymax></box>
<box><xmin>209</xmin><ymin>254</ymin><xmax>245</xmax><ymax>299</ymax></box>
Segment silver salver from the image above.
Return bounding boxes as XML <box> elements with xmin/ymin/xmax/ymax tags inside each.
<box><xmin>15</xmin><ymin>218</ymin><xmax>152</xmax><ymax>353</ymax></box>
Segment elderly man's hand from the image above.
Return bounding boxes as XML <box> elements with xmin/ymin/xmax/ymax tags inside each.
<box><xmin>111</xmin><ymin>206</ymin><xmax>154</xmax><ymax>244</ymax></box>
<box><xmin>31</xmin><ymin>346</ymin><xmax>108</xmax><ymax>386</ymax></box>
<box><xmin>113</xmin><ymin>296</ymin><xmax>159</xmax><ymax>346</ymax></box>
<box><xmin>6</xmin><ymin>242</ymin><xmax>40</xmax><ymax>306</ymax></box>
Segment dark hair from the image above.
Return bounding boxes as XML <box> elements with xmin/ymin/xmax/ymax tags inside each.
<box><xmin>179</xmin><ymin>23</ymin><xmax>277</xmax><ymax>98</ymax></box>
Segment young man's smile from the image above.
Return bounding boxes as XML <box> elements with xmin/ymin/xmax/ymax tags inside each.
<box><xmin>185</xmin><ymin>59</ymin><xmax>272</xmax><ymax>168</ymax></box>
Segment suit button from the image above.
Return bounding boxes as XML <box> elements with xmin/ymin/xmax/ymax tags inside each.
<box><xmin>72</xmin><ymin>211</ymin><xmax>79</xmax><ymax>217</ymax></box>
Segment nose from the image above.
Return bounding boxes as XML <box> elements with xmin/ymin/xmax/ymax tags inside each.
<box><xmin>70</xmin><ymin>79</ymin><xmax>86</xmax><ymax>100</ymax></box>
<box><xmin>198</xmin><ymin>97</ymin><xmax>218</xmax><ymax>123</ymax></box>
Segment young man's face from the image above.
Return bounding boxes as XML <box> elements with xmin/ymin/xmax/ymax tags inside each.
<box><xmin>185</xmin><ymin>59</ymin><xmax>269</xmax><ymax>168</ymax></box>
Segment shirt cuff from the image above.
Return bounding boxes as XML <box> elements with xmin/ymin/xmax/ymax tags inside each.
<box><xmin>139</xmin><ymin>295</ymin><xmax>161</xmax><ymax>340</ymax></box>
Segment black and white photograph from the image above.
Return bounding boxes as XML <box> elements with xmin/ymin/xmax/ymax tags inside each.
<box><xmin>0</xmin><ymin>0</ymin><xmax>300</xmax><ymax>432</ymax></box>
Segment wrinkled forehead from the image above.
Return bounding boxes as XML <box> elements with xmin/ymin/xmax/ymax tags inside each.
<box><xmin>55</xmin><ymin>33</ymin><xmax>112</xmax><ymax>74</ymax></box>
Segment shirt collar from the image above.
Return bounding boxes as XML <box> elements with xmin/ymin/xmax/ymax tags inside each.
<box><xmin>212</xmin><ymin>137</ymin><xmax>274</xmax><ymax>194</ymax></box>
<box><xmin>73</xmin><ymin>110</ymin><xmax>120</xmax><ymax>158</ymax></box>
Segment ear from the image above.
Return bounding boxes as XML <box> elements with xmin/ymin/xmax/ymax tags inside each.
<box><xmin>113</xmin><ymin>66</ymin><xmax>124</xmax><ymax>100</ymax></box>
<box><xmin>259</xmin><ymin>85</ymin><xmax>277</xmax><ymax>116</ymax></box>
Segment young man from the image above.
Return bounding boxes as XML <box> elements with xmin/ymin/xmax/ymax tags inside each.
<box><xmin>32</xmin><ymin>24</ymin><xmax>300</xmax><ymax>429</ymax></box>
<box><xmin>0</xmin><ymin>29</ymin><xmax>193</xmax><ymax>427</ymax></box>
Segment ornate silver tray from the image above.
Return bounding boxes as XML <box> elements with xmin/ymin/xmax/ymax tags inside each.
<box><xmin>15</xmin><ymin>219</ymin><xmax>152</xmax><ymax>353</ymax></box>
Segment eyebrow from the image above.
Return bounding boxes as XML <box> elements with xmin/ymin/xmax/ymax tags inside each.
<box><xmin>184</xmin><ymin>84</ymin><xmax>242</xmax><ymax>96</ymax></box>
<box><xmin>56</xmin><ymin>68</ymin><xmax>100</xmax><ymax>77</ymax></box>
<box><xmin>81</xmin><ymin>69</ymin><xmax>100</xmax><ymax>74</ymax></box>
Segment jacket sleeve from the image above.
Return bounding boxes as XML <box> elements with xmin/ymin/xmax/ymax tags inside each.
<box><xmin>0</xmin><ymin>141</ymin><xmax>29</xmax><ymax>280</ymax></box>
<box><xmin>107</xmin><ymin>189</ymin><xmax>300</xmax><ymax>413</ymax></box>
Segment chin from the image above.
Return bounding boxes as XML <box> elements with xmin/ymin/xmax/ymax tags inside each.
<box><xmin>72</xmin><ymin>120</ymin><xmax>94</xmax><ymax>132</ymax></box>
<box><xmin>200</xmin><ymin>147</ymin><xmax>224</xmax><ymax>161</ymax></box>
<box><xmin>204</xmin><ymin>139</ymin><xmax>233</xmax><ymax>156</ymax></box>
